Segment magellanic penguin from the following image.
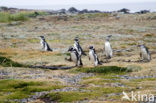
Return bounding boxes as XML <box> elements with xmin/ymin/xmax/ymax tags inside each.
<box><xmin>39</xmin><ymin>36</ymin><xmax>52</xmax><ymax>51</ymax></box>
<box><xmin>138</xmin><ymin>44</ymin><xmax>151</xmax><ymax>62</ymax></box>
<box><xmin>104</xmin><ymin>35</ymin><xmax>113</xmax><ymax>59</ymax></box>
<box><xmin>74</xmin><ymin>37</ymin><xmax>86</xmax><ymax>56</ymax></box>
<box><xmin>89</xmin><ymin>46</ymin><xmax>101</xmax><ymax>66</ymax></box>
<box><xmin>68</xmin><ymin>46</ymin><xmax>83</xmax><ymax>66</ymax></box>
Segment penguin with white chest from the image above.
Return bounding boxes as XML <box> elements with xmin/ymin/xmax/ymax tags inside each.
<box><xmin>89</xmin><ymin>46</ymin><xmax>101</xmax><ymax>66</ymax></box>
<box><xmin>104</xmin><ymin>35</ymin><xmax>113</xmax><ymax>59</ymax></box>
<box><xmin>138</xmin><ymin>44</ymin><xmax>151</xmax><ymax>62</ymax></box>
<box><xmin>68</xmin><ymin>46</ymin><xmax>83</xmax><ymax>66</ymax></box>
<box><xmin>39</xmin><ymin>36</ymin><xmax>52</xmax><ymax>51</ymax></box>
<box><xmin>74</xmin><ymin>37</ymin><xmax>86</xmax><ymax>56</ymax></box>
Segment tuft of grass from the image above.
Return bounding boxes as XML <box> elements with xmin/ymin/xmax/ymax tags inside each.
<box><xmin>0</xmin><ymin>56</ymin><xmax>24</xmax><ymax>67</ymax></box>
<box><xmin>126</xmin><ymin>65</ymin><xmax>142</xmax><ymax>72</ymax></box>
<box><xmin>0</xmin><ymin>12</ymin><xmax>28</xmax><ymax>23</ymax></box>
<box><xmin>0</xmin><ymin>80</ymin><xmax>63</xmax><ymax>100</ymax></box>
<box><xmin>143</xmin><ymin>33</ymin><xmax>155</xmax><ymax>37</ymax></box>
<box><xmin>75</xmin><ymin>66</ymin><xmax>128</xmax><ymax>74</ymax></box>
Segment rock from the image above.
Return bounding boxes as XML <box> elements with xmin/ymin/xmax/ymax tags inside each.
<box><xmin>8</xmin><ymin>21</ymin><xmax>22</xmax><ymax>26</ymax></box>
<box><xmin>21</xmin><ymin>98</ymin><xmax>27</xmax><ymax>103</ymax></box>
<box><xmin>68</xmin><ymin>7</ymin><xmax>79</xmax><ymax>13</ymax></box>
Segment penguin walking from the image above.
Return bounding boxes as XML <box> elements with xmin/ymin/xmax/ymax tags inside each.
<box><xmin>89</xmin><ymin>46</ymin><xmax>101</xmax><ymax>66</ymax></box>
<box><xmin>74</xmin><ymin>37</ymin><xmax>86</xmax><ymax>56</ymax></box>
<box><xmin>138</xmin><ymin>44</ymin><xmax>151</xmax><ymax>62</ymax></box>
<box><xmin>68</xmin><ymin>46</ymin><xmax>83</xmax><ymax>66</ymax></box>
<box><xmin>39</xmin><ymin>36</ymin><xmax>52</xmax><ymax>51</ymax></box>
<box><xmin>104</xmin><ymin>35</ymin><xmax>113</xmax><ymax>59</ymax></box>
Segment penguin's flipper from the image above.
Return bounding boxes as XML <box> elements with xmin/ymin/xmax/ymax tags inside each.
<box><xmin>46</xmin><ymin>43</ymin><xmax>53</xmax><ymax>51</ymax></box>
<box><xmin>97</xmin><ymin>57</ymin><xmax>102</xmax><ymax>65</ymax></box>
<box><xmin>79</xmin><ymin>46</ymin><xmax>86</xmax><ymax>56</ymax></box>
<box><xmin>79</xmin><ymin>58</ymin><xmax>83</xmax><ymax>66</ymax></box>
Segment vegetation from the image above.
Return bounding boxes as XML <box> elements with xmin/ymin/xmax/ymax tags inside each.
<box><xmin>0</xmin><ymin>56</ymin><xmax>24</xmax><ymax>67</ymax></box>
<box><xmin>72</xmin><ymin>13</ymin><xmax>110</xmax><ymax>20</ymax></box>
<box><xmin>0</xmin><ymin>80</ymin><xmax>63</xmax><ymax>101</ymax></box>
<box><xmin>75</xmin><ymin>66</ymin><xmax>128</xmax><ymax>74</ymax></box>
<box><xmin>0</xmin><ymin>11</ymin><xmax>48</xmax><ymax>23</ymax></box>
<box><xmin>41</xmin><ymin>87</ymin><xmax>124</xmax><ymax>102</ymax></box>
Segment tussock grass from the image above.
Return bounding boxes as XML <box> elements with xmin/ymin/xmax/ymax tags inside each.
<box><xmin>0</xmin><ymin>80</ymin><xmax>63</xmax><ymax>100</ymax></box>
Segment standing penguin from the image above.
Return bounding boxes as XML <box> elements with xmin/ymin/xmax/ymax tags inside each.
<box><xmin>104</xmin><ymin>35</ymin><xmax>113</xmax><ymax>59</ymax></box>
<box><xmin>138</xmin><ymin>44</ymin><xmax>151</xmax><ymax>62</ymax></box>
<box><xmin>68</xmin><ymin>46</ymin><xmax>83</xmax><ymax>66</ymax></box>
<box><xmin>39</xmin><ymin>36</ymin><xmax>52</xmax><ymax>51</ymax></box>
<box><xmin>89</xmin><ymin>46</ymin><xmax>101</xmax><ymax>66</ymax></box>
<box><xmin>73</xmin><ymin>37</ymin><xmax>86</xmax><ymax>56</ymax></box>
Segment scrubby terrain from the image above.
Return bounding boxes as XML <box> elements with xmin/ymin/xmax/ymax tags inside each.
<box><xmin>0</xmin><ymin>11</ymin><xmax>156</xmax><ymax>103</ymax></box>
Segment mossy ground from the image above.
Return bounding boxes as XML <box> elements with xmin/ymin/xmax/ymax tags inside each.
<box><xmin>0</xmin><ymin>79</ymin><xmax>64</xmax><ymax>102</ymax></box>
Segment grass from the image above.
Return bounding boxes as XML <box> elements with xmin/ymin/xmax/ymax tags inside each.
<box><xmin>130</xmin><ymin>78</ymin><xmax>156</xmax><ymax>82</ymax></box>
<box><xmin>0</xmin><ymin>56</ymin><xmax>24</xmax><ymax>67</ymax></box>
<box><xmin>80</xmin><ymin>77</ymin><xmax>120</xmax><ymax>85</ymax></box>
<box><xmin>0</xmin><ymin>79</ymin><xmax>63</xmax><ymax>101</ymax></box>
<box><xmin>41</xmin><ymin>92</ymin><xmax>94</xmax><ymax>102</ymax></box>
<box><xmin>41</xmin><ymin>87</ymin><xmax>125</xmax><ymax>102</ymax></box>
<box><xmin>0</xmin><ymin>11</ymin><xmax>48</xmax><ymax>23</ymax></box>
<box><xmin>126</xmin><ymin>65</ymin><xmax>142</xmax><ymax>72</ymax></box>
<box><xmin>75</xmin><ymin>66</ymin><xmax>129</xmax><ymax>74</ymax></box>
<box><xmin>27</xmin><ymin>38</ymin><xmax>39</xmax><ymax>43</ymax></box>
<box><xmin>72</xmin><ymin>13</ymin><xmax>110</xmax><ymax>20</ymax></box>
<box><xmin>0</xmin><ymin>12</ymin><xmax>28</xmax><ymax>23</ymax></box>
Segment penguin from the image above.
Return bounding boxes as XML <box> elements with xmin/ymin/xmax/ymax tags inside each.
<box><xmin>73</xmin><ymin>37</ymin><xmax>86</xmax><ymax>56</ymax></box>
<box><xmin>138</xmin><ymin>44</ymin><xmax>151</xmax><ymax>62</ymax></box>
<box><xmin>68</xmin><ymin>46</ymin><xmax>83</xmax><ymax>66</ymax></box>
<box><xmin>39</xmin><ymin>36</ymin><xmax>52</xmax><ymax>51</ymax></box>
<box><xmin>104</xmin><ymin>35</ymin><xmax>113</xmax><ymax>59</ymax></box>
<box><xmin>89</xmin><ymin>46</ymin><xmax>101</xmax><ymax>66</ymax></box>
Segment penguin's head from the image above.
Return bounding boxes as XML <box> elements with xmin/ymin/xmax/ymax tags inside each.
<box><xmin>39</xmin><ymin>36</ymin><xmax>45</xmax><ymax>40</ymax></box>
<box><xmin>89</xmin><ymin>46</ymin><xmax>94</xmax><ymax>50</ymax></box>
<box><xmin>106</xmin><ymin>35</ymin><xmax>112</xmax><ymax>41</ymax></box>
<box><xmin>74</xmin><ymin>37</ymin><xmax>79</xmax><ymax>42</ymax></box>
<box><xmin>68</xmin><ymin>46</ymin><xmax>75</xmax><ymax>52</ymax></box>
<box><xmin>138</xmin><ymin>44</ymin><xmax>145</xmax><ymax>48</ymax></box>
